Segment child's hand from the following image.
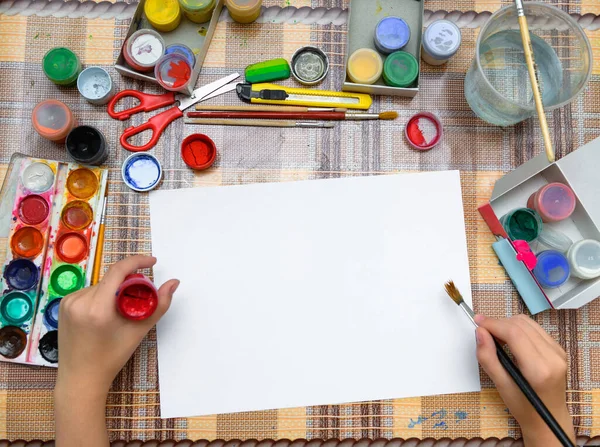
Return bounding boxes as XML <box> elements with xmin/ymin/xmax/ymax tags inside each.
<box><xmin>56</xmin><ymin>255</ymin><xmax>179</xmax><ymax>395</ymax></box>
<box><xmin>475</xmin><ymin>314</ymin><xmax>575</xmax><ymax>447</ymax></box>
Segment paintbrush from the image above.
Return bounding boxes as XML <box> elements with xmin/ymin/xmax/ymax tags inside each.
<box><xmin>91</xmin><ymin>193</ymin><xmax>108</xmax><ymax>286</ymax></box>
<box><xmin>195</xmin><ymin>105</ymin><xmax>348</xmax><ymax>112</ymax></box>
<box><xmin>444</xmin><ymin>280</ymin><xmax>575</xmax><ymax>447</ymax></box>
<box><xmin>187</xmin><ymin>111</ymin><xmax>398</xmax><ymax>121</ymax></box>
<box><xmin>184</xmin><ymin>118</ymin><xmax>335</xmax><ymax>128</ymax></box>
<box><xmin>515</xmin><ymin>0</ymin><xmax>554</xmax><ymax>163</ymax></box>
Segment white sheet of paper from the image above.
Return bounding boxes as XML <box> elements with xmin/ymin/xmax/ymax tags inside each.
<box><xmin>150</xmin><ymin>171</ymin><xmax>480</xmax><ymax>419</ymax></box>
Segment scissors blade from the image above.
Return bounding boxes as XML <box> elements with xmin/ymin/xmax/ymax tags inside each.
<box><xmin>178</xmin><ymin>73</ymin><xmax>240</xmax><ymax>111</ymax></box>
<box><xmin>199</xmin><ymin>83</ymin><xmax>239</xmax><ymax>102</ymax></box>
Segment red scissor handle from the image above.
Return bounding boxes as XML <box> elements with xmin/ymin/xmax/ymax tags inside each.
<box><xmin>120</xmin><ymin>107</ymin><xmax>183</xmax><ymax>152</ymax></box>
<box><xmin>107</xmin><ymin>90</ymin><xmax>177</xmax><ymax>121</ymax></box>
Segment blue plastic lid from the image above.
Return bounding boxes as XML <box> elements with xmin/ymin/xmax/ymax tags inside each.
<box><xmin>422</xmin><ymin>19</ymin><xmax>461</xmax><ymax>60</ymax></box>
<box><xmin>165</xmin><ymin>44</ymin><xmax>196</xmax><ymax>68</ymax></box>
<box><xmin>374</xmin><ymin>17</ymin><xmax>411</xmax><ymax>54</ymax></box>
<box><xmin>533</xmin><ymin>250</ymin><xmax>570</xmax><ymax>289</ymax></box>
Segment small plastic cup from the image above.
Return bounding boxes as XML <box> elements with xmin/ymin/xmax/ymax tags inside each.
<box><xmin>347</xmin><ymin>48</ymin><xmax>383</xmax><ymax>85</ymax></box>
<box><xmin>117</xmin><ymin>274</ymin><xmax>158</xmax><ymax>321</ymax></box>
<box><xmin>32</xmin><ymin>100</ymin><xmax>76</xmax><ymax>143</ymax></box>
<box><xmin>165</xmin><ymin>44</ymin><xmax>196</xmax><ymax>68</ymax></box>
<box><xmin>155</xmin><ymin>53</ymin><xmax>193</xmax><ymax>91</ymax></box>
<box><xmin>77</xmin><ymin>67</ymin><xmax>115</xmax><ymax>105</ymax></box>
<box><xmin>405</xmin><ymin>112</ymin><xmax>443</xmax><ymax>151</ymax></box>
<box><xmin>567</xmin><ymin>239</ymin><xmax>600</xmax><ymax>280</ymax></box>
<box><xmin>374</xmin><ymin>17</ymin><xmax>411</xmax><ymax>54</ymax></box>
<box><xmin>422</xmin><ymin>19</ymin><xmax>461</xmax><ymax>66</ymax></box>
<box><xmin>500</xmin><ymin>208</ymin><xmax>543</xmax><ymax>242</ymax></box>
<box><xmin>537</xmin><ymin>228</ymin><xmax>573</xmax><ymax>253</ymax></box>
<box><xmin>66</xmin><ymin>125</ymin><xmax>108</xmax><ymax>166</ymax></box>
<box><xmin>179</xmin><ymin>0</ymin><xmax>216</xmax><ymax>23</ymax></box>
<box><xmin>533</xmin><ymin>250</ymin><xmax>570</xmax><ymax>289</ymax></box>
<box><xmin>527</xmin><ymin>182</ymin><xmax>576</xmax><ymax>223</ymax></box>
<box><xmin>181</xmin><ymin>134</ymin><xmax>217</xmax><ymax>170</ymax></box>
<box><xmin>145</xmin><ymin>0</ymin><xmax>181</xmax><ymax>32</ymax></box>
<box><xmin>225</xmin><ymin>0</ymin><xmax>262</xmax><ymax>24</ymax></box>
<box><xmin>122</xmin><ymin>153</ymin><xmax>163</xmax><ymax>192</ymax></box>
<box><xmin>383</xmin><ymin>51</ymin><xmax>419</xmax><ymax>88</ymax></box>
<box><xmin>124</xmin><ymin>29</ymin><xmax>165</xmax><ymax>73</ymax></box>
<box><xmin>43</xmin><ymin>47</ymin><xmax>81</xmax><ymax>86</ymax></box>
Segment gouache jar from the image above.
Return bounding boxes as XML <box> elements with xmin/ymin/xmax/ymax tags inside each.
<box><xmin>421</xmin><ymin>19</ymin><xmax>462</xmax><ymax>66</ymax></box>
<box><xmin>66</xmin><ymin>125</ymin><xmax>108</xmax><ymax>166</ymax></box>
<box><xmin>500</xmin><ymin>208</ymin><xmax>543</xmax><ymax>242</ymax></box>
<box><xmin>31</xmin><ymin>100</ymin><xmax>76</xmax><ymax>143</ymax></box>
<box><xmin>77</xmin><ymin>67</ymin><xmax>115</xmax><ymax>105</ymax></box>
<box><xmin>179</xmin><ymin>0</ymin><xmax>216</xmax><ymax>23</ymax></box>
<box><xmin>567</xmin><ymin>239</ymin><xmax>600</xmax><ymax>280</ymax></box>
<box><xmin>527</xmin><ymin>182</ymin><xmax>576</xmax><ymax>223</ymax></box>
<box><xmin>43</xmin><ymin>47</ymin><xmax>81</xmax><ymax>86</ymax></box>
<box><xmin>117</xmin><ymin>274</ymin><xmax>158</xmax><ymax>321</ymax></box>
<box><xmin>383</xmin><ymin>51</ymin><xmax>419</xmax><ymax>88</ymax></box>
<box><xmin>165</xmin><ymin>44</ymin><xmax>196</xmax><ymax>67</ymax></box>
<box><xmin>533</xmin><ymin>250</ymin><xmax>571</xmax><ymax>289</ymax></box>
<box><xmin>155</xmin><ymin>53</ymin><xmax>193</xmax><ymax>91</ymax></box>
<box><xmin>145</xmin><ymin>0</ymin><xmax>181</xmax><ymax>32</ymax></box>
<box><xmin>124</xmin><ymin>29</ymin><xmax>165</xmax><ymax>73</ymax></box>
<box><xmin>374</xmin><ymin>17</ymin><xmax>411</xmax><ymax>54</ymax></box>
<box><xmin>225</xmin><ymin>0</ymin><xmax>262</xmax><ymax>24</ymax></box>
<box><xmin>347</xmin><ymin>48</ymin><xmax>383</xmax><ymax>85</ymax></box>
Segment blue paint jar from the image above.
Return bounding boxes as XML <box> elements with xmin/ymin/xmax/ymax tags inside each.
<box><xmin>374</xmin><ymin>17</ymin><xmax>411</xmax><ymax>55</ymax></box>
<box><xmin>533</xmin><ymin>250</ymin><xmax>570</xmax><ymax>289</ymax></box>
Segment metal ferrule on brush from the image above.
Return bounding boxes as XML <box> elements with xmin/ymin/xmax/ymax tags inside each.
<box><xmin>514</xmin><ymin>0</ymin><xmax>525</xmax><ymax>16</ymax></box>
<box><xmin>459</xmin><ymin>302</ymin><xmax>478</xmax><ymax>327</ymax></box>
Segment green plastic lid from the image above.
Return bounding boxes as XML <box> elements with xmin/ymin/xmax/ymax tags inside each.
<box><xmin>50</xmin><ymin>264</ymin><xmax>84</xmax><ymax>296</ymax></box>
<box><xmin>383</xmin><ymin>51</ymin><xmax>419</xmax><ymax>88</ymax></box>
<box><xmin>43</xmin><ymin>47</ymin><xmax>81</xmax><ymax>86</ymax></box>
<box><xmin>0</xmin><ymin>292</ymin><xmax>34</xmax><ymax>325</ymax></box>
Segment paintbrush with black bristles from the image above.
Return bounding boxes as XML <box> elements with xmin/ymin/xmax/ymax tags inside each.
<box><xmin>444</xmin><ymin>281</ymin><xmax>575</xmax><ymax>447</ymax></box>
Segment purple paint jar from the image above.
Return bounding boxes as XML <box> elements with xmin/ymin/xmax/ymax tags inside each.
<box><xmin>374</xmin><ymin>17</ymin><xmax>411</xmax><ymax>55</ymax></box>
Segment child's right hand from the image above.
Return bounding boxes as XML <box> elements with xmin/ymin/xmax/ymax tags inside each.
<box><xmin>475</xmin><ymin>314</ymin><xmax>575</xmax><ymax>447</ymax></box>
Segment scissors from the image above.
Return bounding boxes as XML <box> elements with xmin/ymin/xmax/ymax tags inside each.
<box><xmin>108</xmin><ymin>73</ymin><xmax>240</xmax><ymax>152</ymax></box>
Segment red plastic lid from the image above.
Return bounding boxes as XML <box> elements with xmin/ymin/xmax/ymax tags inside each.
<box><xmin>405</xmin><ymin>112</ymin><xmax>443</xmax><ymax>150</ymax></box>
<box><xmin>117</xmin><ymin>273</ymin><xmax>158</xmax><ymax>321</ymax></box>
<box><xmin>181</xmin><ymin>134</ymin><xmax>217</xmax><ymax>170</ymax></box>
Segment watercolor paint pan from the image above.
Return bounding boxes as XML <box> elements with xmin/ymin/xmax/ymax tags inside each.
<box><xmin>0</xmin><ymin>154</ymin><xmax>108</xmax><ymax>367</ymax></box>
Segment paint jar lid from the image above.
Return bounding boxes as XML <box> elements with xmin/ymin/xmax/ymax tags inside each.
<box><xmin>291</xmin><ymin>46</ymin><xmax>329</xmax><ymax>85</ymax></box>
<box><xmin>50</xmin><ymin>264</ymin><xmax>84</xmax><ymax>296</ymax></box>
<box><xmin>347</xmin><ymin>48</ymin><xmax>383</xmax><ymax>85</ymax></box>
<box><xmin>144</xmin><ymin>0</ymin><xmax>181</xmax><ymax>31</ymax></box>
<box><xmin>155</xmin><ymin>53</ymin><xmax>193</xmax><ymax>91</ymax></box>
<box><xmin>32</xmin><ymin>100</ymin><xmax>75</xmax><ymax>142</ymax></box>
<box><xmin>383</xmin><ymin>51</ymin><xmax>419</xmax><ymax>88</ymax></box>
<box><xmin>4</xmin><ymin>259</ymin><xmax>39</xmax><ymax>291</ymax></box>
<box><xmin>422</xmin><ymin>20</ymin><xmax>462</xmax><ymax>60</ymax></box>
<box><xmin>44</xmin><ymin>298</ymin><xmax>61</xmax><ymax>329</ymax></box>
<box><xmin>181</xmin><ymin>134</ymin><xmax>217</xmax><ymax>170</ymax></box>
<box><xmin>77</xmin><ymin>67</ymin><xmax>114</xmax><ymax>105</ymax></box>
<box><xmin>537</xmin><ymin>228</ymin><xmax>573</xmax><ymax>253</ymax></box>
<box><xmin>533</xmin><ymin>250</ymin><xmax>570</xmax><ymax>288</ymax></box>
<box><xmin>533</xmin><ymin>183</ymin><xmax>576</xmax><ymax>222</ymax></box>
<box><xmin>0</xmin><ymin>292</ymin><xmax>34</xmax><ymax>325</ymax></box>
<box><xmin>179</xmin><ymin>0</ymin><xmax>215</xmax><ymax>12</ymax></box>
<box><xmin>567</xmin><ymin>239</ymin><xmax>600</xmax><ymax>279</ymax></box>
<box><xmin>405</xmin><ymin>112</ymin><xmax>443</xmax><ymax>150</ymax></box>
<box><xmin>125</xmin><ymin>29</ymin><xmax>165</xmax><ymax>71</ymax></box>
<box><xmin>43</xmin><ymin>47</ymin><xmax>81</xmax><ymax>85</ymax></box>
<box><xmin>0</xmin><ymin>326</ymin><xmax>27</xmax><ymax>359</ymax></box>
<box><xmin>226</xmin><ymin>0</ymin><xmax>262</xmax><ymax>12</ymax></box>
<box><xmin>117</xmin><ymin>274</ymin><xmax>159</xmax><ymax>321</ymax></box>
<box><xmin>374</xmin><ymin>17</ymin><xmax>411</xmax><ymax>54</ymax></box>
<box><xmin>165</xmin><ymin>44</ymin><xmax>197</xmax><ymax>68</ymax></box>
<box><xmin>122</xmin><ymin>153</ymin><xmax>163</xmax><ymax>192</ymax></box>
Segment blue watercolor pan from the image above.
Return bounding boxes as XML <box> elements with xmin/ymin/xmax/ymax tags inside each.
<box><xmin>122</xmin><ymin>153</ymin><xmax>162</xmax><ymax>192</ymax></box>
<box><xmin>43</xmin><ymin>298</ymin><xmax>61</xmax><ymax>330</ymax></box>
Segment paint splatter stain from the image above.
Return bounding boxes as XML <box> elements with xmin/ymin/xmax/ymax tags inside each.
<box><xmin>198</xmin><ymin>27</ymin><xmax>207</xmax><ymax>36</ymax></box>
<box><xmin>30</xmin><ymin>80</ymin><xmax>34</xmax><ymax>88</ymax></box>
<box><xmin>88</xmin><ymin>34</ymin><xmax>93</xmax><ymax>39</ymax></box>
<box><xmin>433</xmin><ymin>421</ymin><xmax>448</xmax><ymax>430</ymax></box>
<box><xmin>455</xmin><ymin>411</ymin><xmax>467</xmax><ymax>422</ymax></box>
<box><xmin>431</xmin><ymin>409</ymin><xmax>447</xmax><ymax>419</ymax></box>
<box><xmin>375</xmin><ymin>0</ymin><xmax>382</xmax><ymax>14</ymax></box>
<box><xmin>407</xmin><ymin>415</ymin><xmax>427</xmax><ymax>429</ymax></box>
<box><xmin>34</xmin><ymin>33</ymin><xmax>39</xmax><ymax>39</ymax></box>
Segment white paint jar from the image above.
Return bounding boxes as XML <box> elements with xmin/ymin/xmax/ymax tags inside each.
<box><xmin>421</xmin><ymin>19</ymin><xmax>461</xmax><ymax>66</ymax></box>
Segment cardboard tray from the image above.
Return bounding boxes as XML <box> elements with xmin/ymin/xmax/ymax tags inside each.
<box><xmin>114</xmin><ymin>0</ymin><xmax>224</xmax><ymax>96</ymax></box>
<box><xmin>342</xmin><ymin>0</ymin><xmax>423</xmax><ymax>98</ymax></box>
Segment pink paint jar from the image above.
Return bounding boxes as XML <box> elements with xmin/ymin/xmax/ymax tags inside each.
<box><xmin>527</xmin><ymin>182</ymin><xmax>576</xmax><ymax>223</ymax></box>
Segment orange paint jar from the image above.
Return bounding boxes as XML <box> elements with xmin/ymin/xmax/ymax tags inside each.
<box><xmin>31</xmin><ymin>100</ymin><xmax>76</xmax><ymax>143</ymax></box>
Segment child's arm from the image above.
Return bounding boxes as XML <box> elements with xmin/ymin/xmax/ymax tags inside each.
<box><xmin>54</xmin><ymin>255</ymin><xmax>179</xmax><ymax>447</ymax></box>
<box><xmin>475</xmin><ymin>314</ymin><xmax>576</xmax><ymax>446</ymax></box>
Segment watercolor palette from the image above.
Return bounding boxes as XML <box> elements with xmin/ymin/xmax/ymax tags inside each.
<box><xmin>0</xmin><ymin>154</ymin><xmax>107</xmax><ymax>367</ymax></box>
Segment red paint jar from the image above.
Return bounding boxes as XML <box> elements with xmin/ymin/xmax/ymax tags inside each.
<box><xmin>181</xmin><ymin>134</ymin><xmax>217</xmax><ymax>170</ymax></box>
<box><xmin>527</xmin><ymin>182</ymin><xmax>576</xmax><ymax>223</ymax></box>
<box><xmin>116</xmin><ymin>273</ymin><xmax>158</xmax><ymax>321</ymax></box>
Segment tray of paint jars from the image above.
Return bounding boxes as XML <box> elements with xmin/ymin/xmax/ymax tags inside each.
<box><xmin>0</xmin><ymin>154</ymin><xmax>108</xmax><ymax>366</ymax></box>
<box><xmin>480</xmin><ymin>135</ymin><xmax>600</xmax><ymax>314</ymax></box>
<box><xmin>342</xmin><ymin>0</ymin><xmax>424</xmax><ymax>98</ymax></box>
<box><xmin>115</xmin><ymin>0</ymin><xmax>224</xmax><ymax>95</ymax></box>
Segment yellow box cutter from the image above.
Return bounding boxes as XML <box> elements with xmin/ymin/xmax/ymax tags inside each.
<box><xmin>236</xmin><ymin>83</ymin><xmax>372</xmax><ymax>110</ymax></box>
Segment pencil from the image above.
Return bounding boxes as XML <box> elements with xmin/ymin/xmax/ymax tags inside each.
<box><xmin>444</xmin><ymin>280</ymin><xmax>575</xmax><ymax>447</ymax></box>
<box><xmin>184</xmin><ymin>118</ymin><xmax>335</xmax><ymax>128</ymax></box>
<box><xmin>91</xmin><ymin>193</ymin><xmax>108</xmax><ymax>285</ymax></box>
<box><xmin>187</xmin><ymin>111</ymin><xmax>398</xmax><ymax>121</ymax></box>
<box><xmin>515</xmin><ymin>0</ymin><xmax>554</xmax><ymax>163</ymax></box>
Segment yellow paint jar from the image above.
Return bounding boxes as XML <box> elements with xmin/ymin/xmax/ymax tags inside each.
<box><xmin>225</xmin><ymin>0</ymin><xmax>262</xmax><ymax>24</ymax></box>
<box><xmin>178</xmin><ymin>0</ymin><xmax>216</xmax><ymax>23</ymax></box>
<box><xmin>145</xmin><ymin>0</ymin><xmax>182</xmax><ymax>32</ymax></box>
<box><xmin>346</xmin><ymin>48</ymin><xmax>383</xmax><ymax>85</ymax></box>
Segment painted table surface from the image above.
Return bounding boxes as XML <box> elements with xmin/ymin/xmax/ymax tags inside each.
<box><xmin>0</xmin><ymin>0</ymin><xmax>600</xmax><ymax>442</ymax></box>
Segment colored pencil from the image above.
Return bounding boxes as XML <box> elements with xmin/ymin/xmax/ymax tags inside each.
<box><xmin>187</xmin><ymin>111</ymin><xmax>398</xmax><ymax>121</ymax></box>
<box><xmin>194</xmin><ymin>105</ymin><xmax>347</xmax><ymax>112</ymax></box>
<box><xmin>444</xmin><ymin>280</ymin><xmax>575</xmax><ymax>447</ymax></box>
<box><xmin>91</xmin><ymin>193</ymin><xmax>108</xmax><ymax>286</ymax></box>
<box><xmin>515</xmin><ymin>0</ymin><xmax>554</xmax><ymax>163</ymax></box>
<box><xmin>184</xmin><ymin>118</ymin><xmax>335</xmax><ymax>128</ymax></box>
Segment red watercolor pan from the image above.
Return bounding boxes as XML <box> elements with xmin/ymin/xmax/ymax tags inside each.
<box><xmin>181</xmin><ymin>134</ymin><xmax>217</xmax><ymax>170</ymax></box>
<box><xmin>18</xmin><ymin>195</ymin><xmax>50</xmax><ymax>225</ymax></box>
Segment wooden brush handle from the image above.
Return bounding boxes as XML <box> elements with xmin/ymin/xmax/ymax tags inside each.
<box><xmin>518</xmin><ymin>15</ymin><xmax>554</xmax><ymax>163</ymax></box>
<box><xmin>188</xmin><ymin>111</ymin><xmax>346</xmax><ymax>120</ymax></box>
<box><xmin>185</xmin><ymin>118</ymin><xmax>299</xmax><ymax>127</ymax></box>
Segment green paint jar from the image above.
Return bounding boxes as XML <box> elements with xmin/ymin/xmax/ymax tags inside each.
<box><xmin>500</xmin><ymin>208</ymin><xmax>543</xmax><ymax>242</ymax></box>
<box><xmin>382</xmin><ymin>51</ymin><xmax>419</xmax><ymax>88</ymax></box>
<box><xmin>179</xmin><ymin>0</ymin><xmax>216</xmax><ymax>23</ymax></box>
<box><xmin>0</xmin><ymin>292</ymin><xmax>34</xmax><ymax>325</ymax></box>
<box><xmin>50</xmin><ymin>264</ymin><xmax>84</xmax><ymax>296</ymax></box>
<box><xmin>43</xmin><ymin>47</ymin><xmax>81</xmax><ymax>86</ymax></box>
